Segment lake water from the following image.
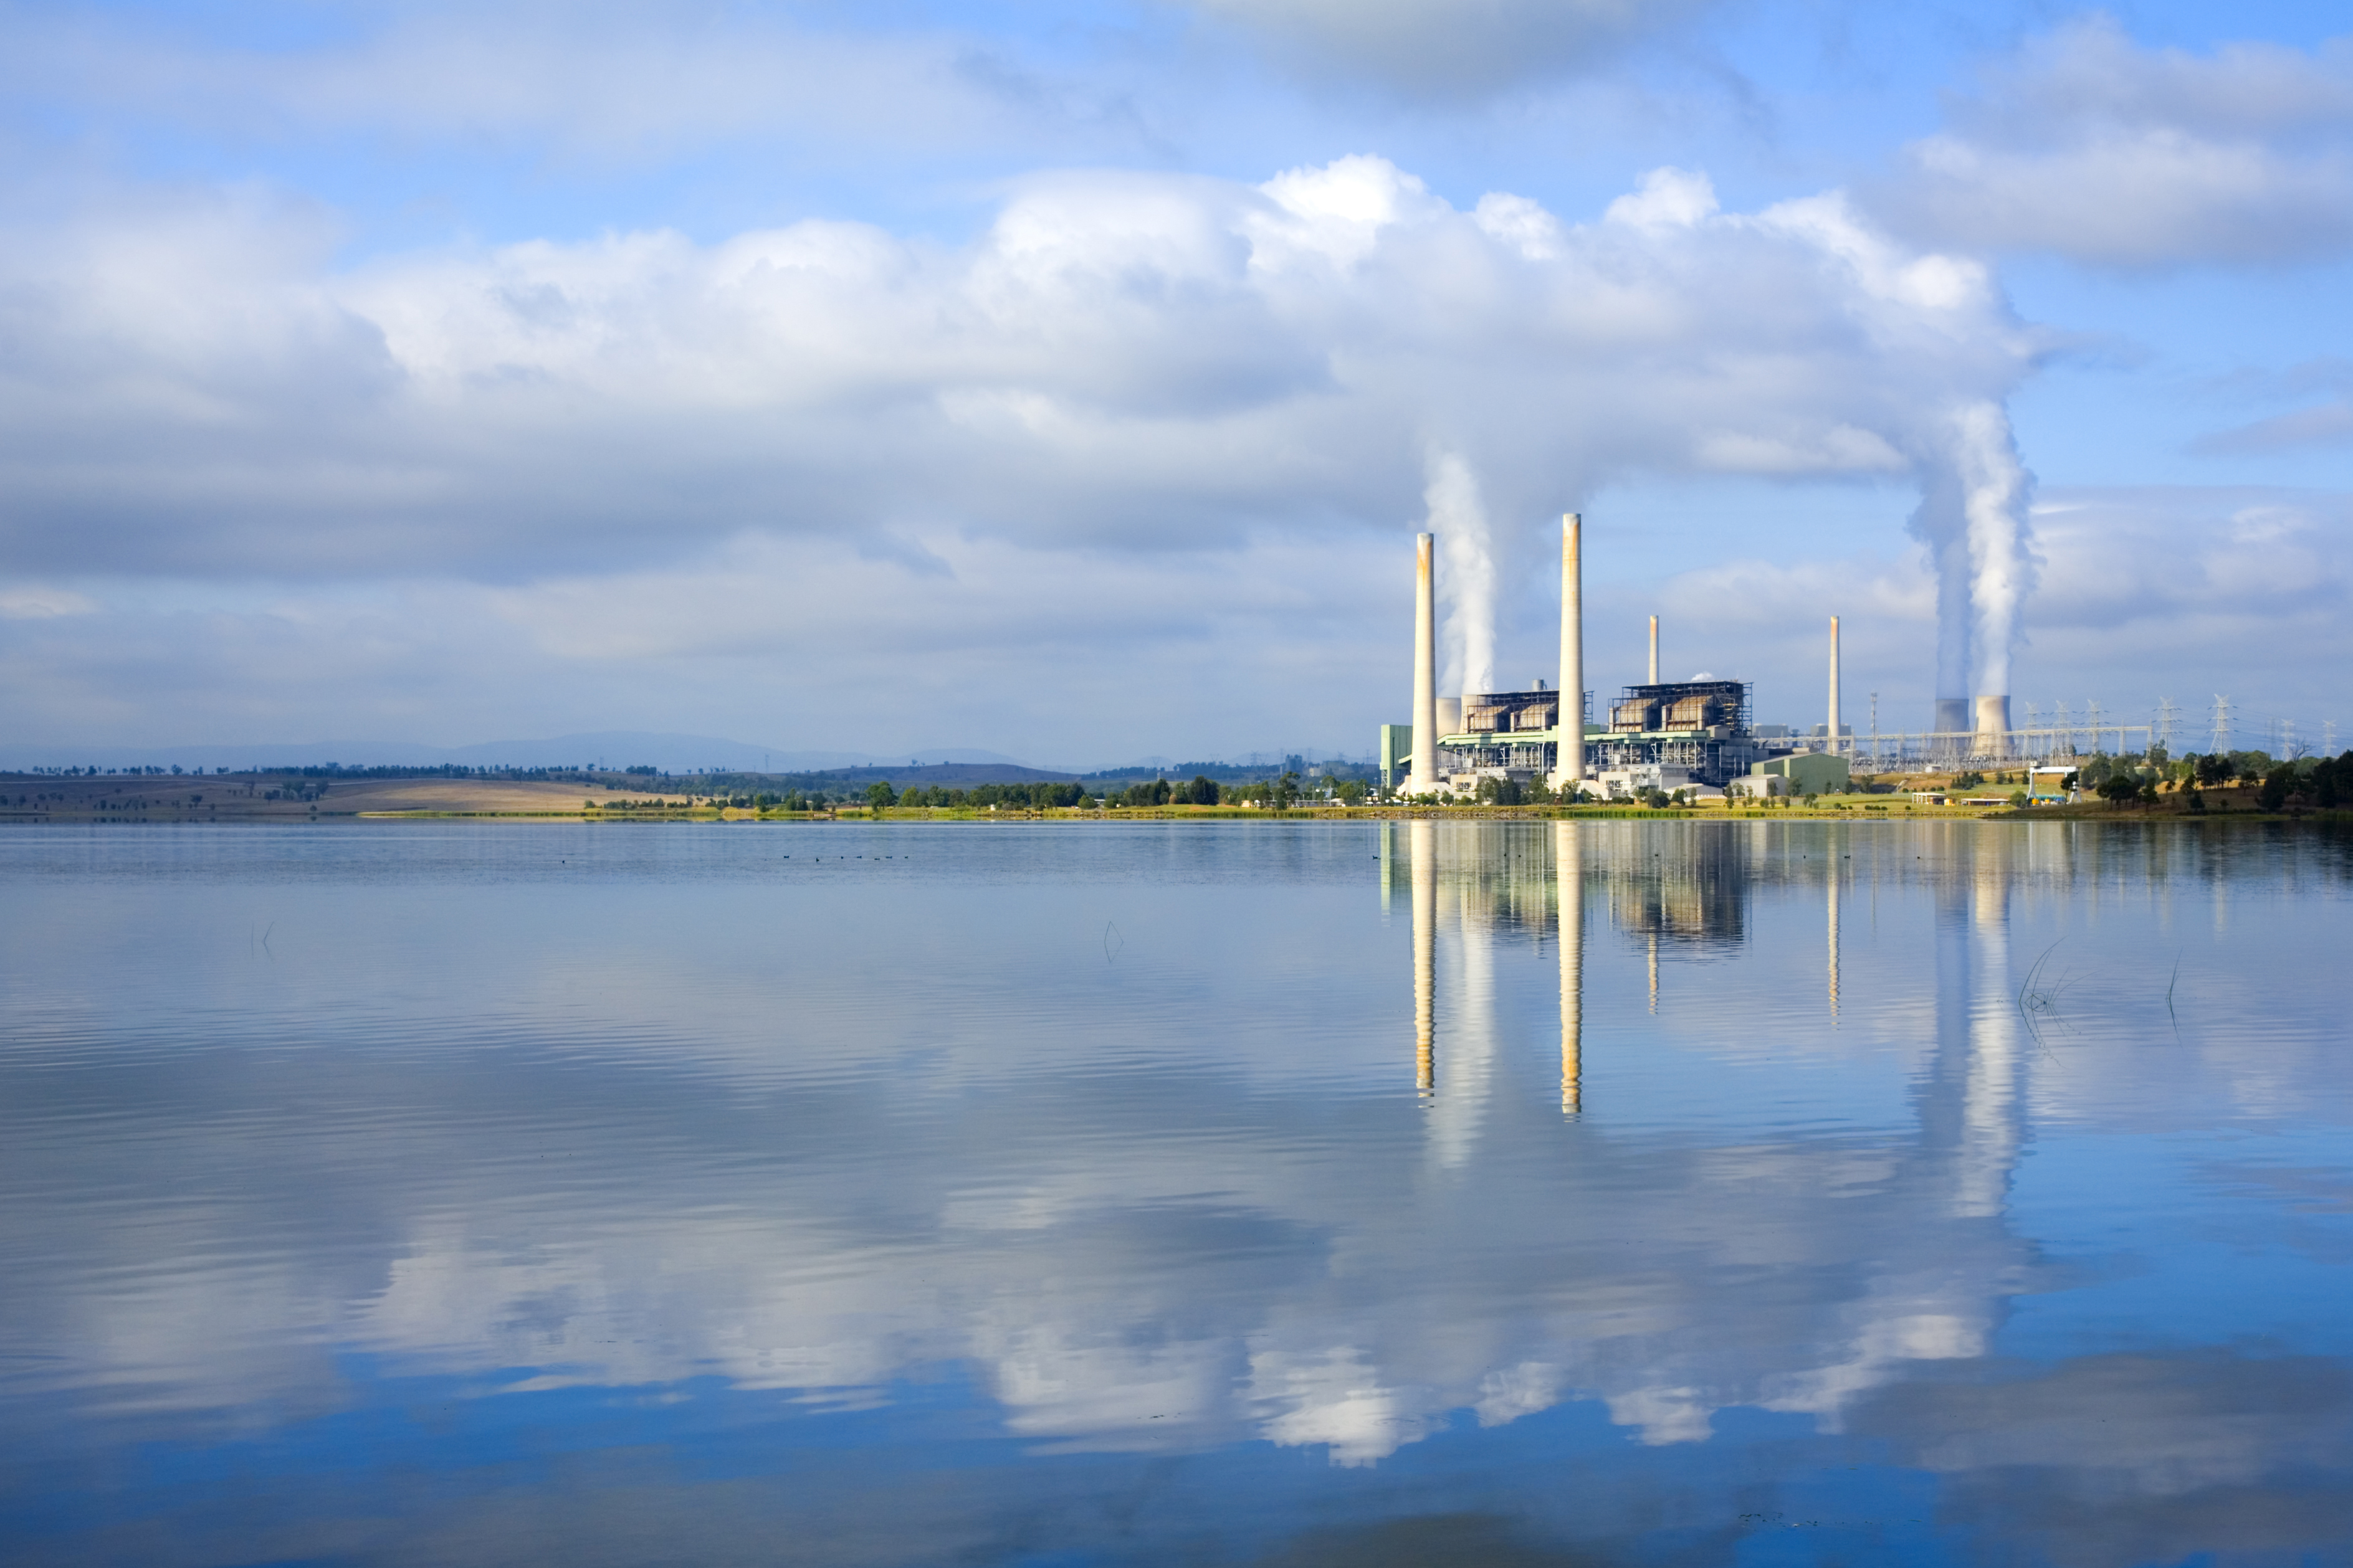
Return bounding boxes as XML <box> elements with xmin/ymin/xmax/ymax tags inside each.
<box><xmin>2</xmin><ymin>819</ymin><xmax>2350</xmax><ymax>1567</ymax></box>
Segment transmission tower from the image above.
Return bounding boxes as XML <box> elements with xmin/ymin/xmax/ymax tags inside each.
<box><xmin>2055</xmin><ymin>698</ymin><xmax>2071</xmax><ymax>753</ymax></box>
<box><xmin>2156</xmin><ymin>697</ymin><xmax>2180</xmax><ymax>754</ymax></box>
<box><xmin>2211</xmin><ymin>695</ymin><xmax>2231</xmax><ymax>755</ymax></box>
<box><xmin>2327</xmin><ymin>720</ymin><xmax>2339</xmax><ymax>757</ymax></box>
<box><xmin>2086</xmin><ymin>700</ymin><xmax>2104</xmax><ymax>754</ymax></box>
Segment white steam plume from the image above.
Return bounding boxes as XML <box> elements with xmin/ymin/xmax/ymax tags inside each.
<box><xmin>1909</xmin><ymin>400</ymin><xmax>2036</xmax><ymax>698</ymax></box>
<box><xmin>1428</xmin><ymin>450</ymin><xmax>1496</xmax><ymax>697</ymax></box>
<box><xmin>1957</xmin><ymin>402</ymin><xmax>2035</xmax><ymax>696</ymax></box>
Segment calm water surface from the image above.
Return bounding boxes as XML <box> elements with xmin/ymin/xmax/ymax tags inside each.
<box><xmin>2</xmin><ymin>819</ymin><xmax>2350</xmax><ymax>1566</ymax></box>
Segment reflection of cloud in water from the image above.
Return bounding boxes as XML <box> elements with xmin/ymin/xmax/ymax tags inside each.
<box><xmin>4</xmin><ymin>822</ymin><xmax>2352</xmax><ymax>1559</ymax></box>
<box><xmin>368</xmin><ymin>829</ymin><xmax>2022</xmax><ymax>1460</ymax></box>
<box><xmin>1249</xmin><ymin>1344</ymin><xmax>1430</xmax><ymax>1466</ymax></box>
<box><xmin>0</xmin><ymin>829</ymin><xmax>2061</xmax><ymax>1456</ymax></box>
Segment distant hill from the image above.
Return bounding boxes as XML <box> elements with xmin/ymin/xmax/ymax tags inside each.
<box><xmin>717</xmin><ymin>762</ymin><xmax>1081</xmax><ymax>787</ymax></box>
<box><xmin>0</xmin><ymin>732</ymin><xmax>1369</xmax><ymax>780</ymax></box>
<box><xmin>0</xmin><ymin>733</ymin><xmax>1043</xmax><ymax>775</ymax></box>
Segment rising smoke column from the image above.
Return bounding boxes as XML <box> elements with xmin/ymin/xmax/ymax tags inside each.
<box><xmin>1909</xmin><ymin>400</ymin><xmax>2036</xmax><ymax>708</ymax></box>
<box><xmin>1427</xmin><ymin>449</ymin><xmax>1496</xmax><ymax>697</ymax></box>
<box><xmin>1955</xmin><ymin>402</ymin><xmax>2035</xmax><ymax>698</ymax></box>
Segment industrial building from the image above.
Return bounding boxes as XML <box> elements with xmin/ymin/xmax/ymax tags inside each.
<box><xmin>1387</xmin><ymin>677</ymin><xmax>1764</xmax><ymax>795</ymax></box>
<box><xmin>1380</xmin><ymin>521</ymin><xmax>1782</xmax><ymax>799</ymax></box>
<box><xmin>1729</xmin><ymin>751</ymin><xmax>1851</xmax><ymax>799</ymax></box>
<box><xmin>1380</xmin><ymin>528</ymin><xmax>2159</xmax><ymax>786</ymax></box>
<box><xmin>1592</xmin><ymin>680</ymin><xmax>1760</xmax><ymax>787</ymax></box>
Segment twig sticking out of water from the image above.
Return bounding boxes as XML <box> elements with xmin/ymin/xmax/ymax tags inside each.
<box><xmin>2167</xmin><ymin>951</ymin><xmax>2184</xmax><ymax>1040</ymax></box>
<box><xmin>2016</xmin><ymin>940</ymin><xmax>2074</xmax><ymax>1052</ymax></box>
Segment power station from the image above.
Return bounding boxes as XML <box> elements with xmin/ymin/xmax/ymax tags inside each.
<box><xmin>1380</xmin><ymin>516</ymin><xmax>1770</xmax><ymax>797</ymax></box>
<box><xmin>1380</xmin><ymin>522</ymin><xmax>2076</xmax><ymax>799</ymax></box>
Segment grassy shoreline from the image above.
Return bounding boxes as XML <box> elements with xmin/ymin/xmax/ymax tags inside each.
<box><xmin>11</xmin><ymin>805</ymin><xmax>2343</xmax><ymax>825</ymax></box>
<box><xmin>6</xmin><ymin>769</ymin><xmax>2341</xmax><ymax>827</ymax></box>
<box><xmin>348</xmin><ymin>802</ymin><xmax>2353</xmax><ymax>825</ymax></box>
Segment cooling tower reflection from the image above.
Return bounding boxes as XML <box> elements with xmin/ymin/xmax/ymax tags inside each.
<box><xmin>1377</xmin><ymin>819</ymin><xmax>2056</xmax><ymax>1459</ymax></box>
<box><xmin>1396</xmin><ymin>821</ymin><xmax>2025</xmax><ymax>1164</ymax></box>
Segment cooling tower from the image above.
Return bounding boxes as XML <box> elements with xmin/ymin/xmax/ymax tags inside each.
<box><xmin>1974</xmin><ymin>695</ymin><xmax>2011</xmax><ymax>759</ymax></box>
<box><xmin>1934</xmin><ymin>698</ymin><xmax>1972</xmax><ymax>764</ymax></box>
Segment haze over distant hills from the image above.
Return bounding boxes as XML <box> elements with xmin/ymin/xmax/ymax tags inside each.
<box><xmin>0</xmin><ymin>733</ymin><xmax>1043</xmax><ymax>776</ymax></box>
<box><xmin>0</xmin><ymin>734</ymin><xmax>1359</xmax><ymax>777</ymax></box>
<box><xmin>0</xmin><ymin>723</ymin><xmax>1393</xmax><ymax>781</ymax></box>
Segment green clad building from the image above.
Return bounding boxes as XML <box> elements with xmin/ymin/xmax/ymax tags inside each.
<box><xmin>1740</xmin><ymin>752</ymin><xmax>1851</xmax><ymax>797</ymax></box>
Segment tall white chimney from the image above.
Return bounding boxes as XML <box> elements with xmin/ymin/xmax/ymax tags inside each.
<box><xmin>1550</xmin><ymin>515</ymin><xmax>1585</xmax><ymax>789</ymax></box>
<box><xmin>1408</xmin><ymin>533</ymin><xmax>1439</xmax><ymax>794</ymax></box>
<box><xmin>1828</xmin><ymin>615</ymin><xmax>1841</xmax><ymax>754</ymax></box>
<box><xmin>1648</xmin><ymin>614</ymin><xmax>1659</xmax><ymax>685</ymax></box>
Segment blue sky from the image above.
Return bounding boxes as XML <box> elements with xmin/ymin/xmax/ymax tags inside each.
<box><xmin>1</xmin><ymin>0</ymin><xmax>2347</xmax><ymax>763</ymax></box>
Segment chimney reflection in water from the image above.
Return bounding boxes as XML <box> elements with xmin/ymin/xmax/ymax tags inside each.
<box><xmin>1556</xmin><ymin>822</ymin><xmax>1583</xmax><ymax>1115</ymax></box>
<box><xmin>1828</xmin><ymin>867</ymin><xmax>1841</xmax><ymax>1022</ymax></box>
<box><xmin>1403</xmin><ymin>823</ymin><xmax>1585</xmax><ymax>1116</ymax></box>
<box><xmin>1389</xmin><ymin>826</ymin><xmax>2045</xmax><ymax>1160</ymax></box>
<box><xmin>1411</xmin><ymin>819</ymin><xmax>1435</xmax><ymax>1096</ymax></box>
<box><xmin>1430</xmin><ymin>831</ymin><xmax>1501</xmax><ymax>1169</ymax></box>
<box><xmin>1388</xmin><ymin>824</ymin><xmax>2021</xmax><ymax>1226</ymax></box>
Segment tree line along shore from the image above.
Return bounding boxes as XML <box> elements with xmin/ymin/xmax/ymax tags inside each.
<box><xmin>3</xmin><ymin>749</ymin><xmax>2346</xmax><ymax>822</ymax></box>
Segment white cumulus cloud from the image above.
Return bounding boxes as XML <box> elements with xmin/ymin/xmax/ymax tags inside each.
<box><xmin>0</xmin><ymin>153</ymin><xmax>2082</xmax><ymax>754</ymax></box>
<box><xmin>1875</xmin><ymin>17</ymin><xmax>2353</xmax><ymax>267</ymax></box>
<box><xmin>0</xmin><ymin>157</ymin><xmax>2043</xmax><ymax>585</ymax></box>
